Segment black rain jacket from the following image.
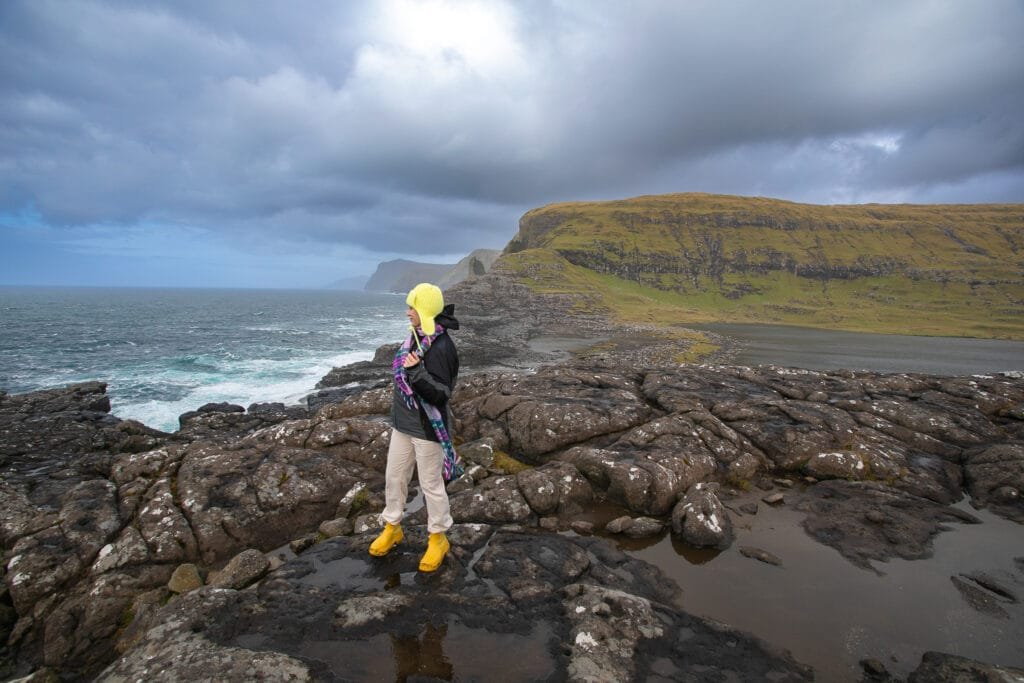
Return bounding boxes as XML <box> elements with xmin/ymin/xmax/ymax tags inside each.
<box><xmin>390</xmin><ymin>304</ymin><xmax>460</xmax><ymax>441</ymax></box>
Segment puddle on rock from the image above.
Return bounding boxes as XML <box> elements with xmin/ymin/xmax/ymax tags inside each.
<box><xmin>295</xmin><ymin>554</ymin><xmax>388</xmax><ymax>592</ymax></box>
<box><xmin>294</xmin><ymin>619</ymin><xmax>555</xmax><ymax>681</ymax></box>
<box><xmin>600</xmin><ymin>494</ymin><xmax>1024</xmax><ymax>681</ymax></box>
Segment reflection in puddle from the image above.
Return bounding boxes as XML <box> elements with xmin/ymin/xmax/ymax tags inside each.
<box><xmin>608</xmin><ymin>494</ymin><xmax>1024</xmax><ymax>681</ymax></box>
<box><xmin>296</xmin><ymin>619</ymin><xmax>554</xmax><ymax>682</ymax></box>
<box><xmin>296</xmin><ymin>555</ymin><xmax>386</xmax><ymax>592</ymax></box>
<box><xmin>390</xmin><ymin>623</ymin><xmax>452</xmax><ymax>682</ymax></box>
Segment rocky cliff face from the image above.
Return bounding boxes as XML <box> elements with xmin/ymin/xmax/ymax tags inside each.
<box><xmin>363</xmin><ymin>258</ymin><xmax>454</xmax><ymax>293</ymax></box>
<box><xmin>436</xmin><ymin>248</ymin><xmax>501</xmax><ymax>290</ymax></box>
<box><xmin>363</xmin><ymin>249</ymin><xmax>502</xmax><ymax>294</ymax></box>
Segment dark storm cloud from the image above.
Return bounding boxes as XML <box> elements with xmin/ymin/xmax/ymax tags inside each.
<box><xmin>2</xmin><ymin>0</ymin><xmax>1023</xmax><ymax>277</ymax></box>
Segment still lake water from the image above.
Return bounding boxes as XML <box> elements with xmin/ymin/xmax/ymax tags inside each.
<box><xmin>695</xmin><ymin>323</ymin><xmax>1024</xmax><ymax>376</ymax></box>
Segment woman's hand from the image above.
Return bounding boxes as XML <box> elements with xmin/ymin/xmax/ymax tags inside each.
<box><xmin>403</xmin><ymin>351</ymin><xmax>421</xmax><ymax>368</ymax></box>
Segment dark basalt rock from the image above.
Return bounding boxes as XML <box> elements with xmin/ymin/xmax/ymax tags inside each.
<box><xmin>794</xmin><ymin>480</ymin><xmax>981</xmax><ymax>571</ymax></box>
<box><xmin>100</xmin><ymin>528</ymin><xmax>813</xmax><ymax>682</ymax></box>
<box><xmin>2</xmin><ymin>351</ymin><xmax>1022</xmax><ymax>678</ymax></box>
<box><xmin>907</xmin><ymin>651</ymin><xmax>1024</xmax><ymax>681</ymax></box>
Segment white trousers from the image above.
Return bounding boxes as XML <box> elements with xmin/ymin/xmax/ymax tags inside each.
<box><xmin>381</xmin><ymin>429</ymin><xmax>453</xmax><ymax>534</ymax></box>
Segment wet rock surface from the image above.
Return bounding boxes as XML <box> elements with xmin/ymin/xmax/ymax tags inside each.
<box><xmin>100</xmin><ymin>527</ymin><xmax>813</xmax><ymax>682</ymax></box>
<box><xmin>2</xmin><ymin>329</ymin><xmax>1023</xmax><ymax>678</ymax></box>
<box><xmin>794</xmin><ymin>479</ymin><xmax>982</xmax><ymax>571</ymax></box>
<box><xmin>906</xmin><ymin>651</ymin><xmax>1024</xmax><ymax>681</ymax></box>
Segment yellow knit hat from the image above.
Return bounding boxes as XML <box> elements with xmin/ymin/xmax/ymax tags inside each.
<box><xmin>406</xmin><ymin>283</ymin><xmax>444</xmax><ymax>335</ymax></box>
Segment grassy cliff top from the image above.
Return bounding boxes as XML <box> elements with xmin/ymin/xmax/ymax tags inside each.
<box><xmin>499</xmin><ymin>193</ymin><xmax>1024</xmax><ymax>340</ymax></box>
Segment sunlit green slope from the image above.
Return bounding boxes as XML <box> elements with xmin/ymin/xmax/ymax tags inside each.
<box><xmin>500</xmin><ymin>193</ymin><xmax>1024</xmax><ymax>339</ymax></box>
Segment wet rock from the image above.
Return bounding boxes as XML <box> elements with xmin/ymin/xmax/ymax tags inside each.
<box><xmin>740</xmin><ymin>547</ymin><xmax>782</xmax><ymax>566</ymax></box>
<box><xmin>516</xmin><ymin>468</ymin><xmax>560</xmax><ymax>515</ymax></box>
<box><xmin>466</xmin><ymin>464</ymin><xmax>488</xmax><ymax>482</ymax></box>
<box><xmin>90</xmin><ymin>526</ymin><xmax>150</xmax><ymax>576</ymax></box>
<box><xmin>313</xmin><ymin>385</ymin><xmax>390</xmax><ymax>418</ymax></box>
<box><xmin>99</xmin><ymin>589</ymin><xmax>312</xmax><ymax>681</ymax></box>
<box><xmin>563</xmin><ymin>583</ymin><xmax>664</xmax><ymax>682</ymax></box>
<box><xmin>672</xmin><ymin>484</ymin><xmax>734</xmax><ymax>549</ymax></box>
<box><xmin>176</xmin><ymin>442</ymin><xmax>377</xmax><ymax>564</ymax></box>
<box><xmin>860</xmin><ymin>512</ymin><xmax>887</xmax><ymax>529</ymax></box>
<box><xmin>763</xmin><ymin>492</ymin><xmax>785</xmax><ymax>505</ymax></box>
<box><xmin>115</xmin><ymin>587</ymin><xmax>172</xmax><ymax>655</ymax></box>
<box><xmin>960</xmin><ymin>571</ymin><xmax>1018</xmax><ymax>603</ymax></box>
<box><xmin>860</xmin><ymin>657</ymin><xmax>891</xmax><ymax>679</ymax></box>
<box><xmin>136</xmin><ymin>478</ymin><xmax>198</xmax><ymax>563</ymax></box>
<box><xmin>459</xmin><ymin>438</ymin><xmax>497</xmax><ymax>467</ymax></box>
<box><xmin>446</xmin><ymin>472</ymin><xmax>475</xmax><ymax>494</ymax></box>
<box><xmin>352</xmin><ymin>514</ymin><xmax>383</xmax><ymax>534</ymax></box>
<box><xmin>457</xmin><ymin>367</ymin><xmax>654</xmax><ymax>460</ymax></box>
<box><xmin>334</xmin><ymin>592</ymin><xmax>413</xmax><ymax>628</ymax></box>
<box><xmin>289</xmin><ymin>534</ymin><xmax>318</xmax><ymax>554</ymax></box>
<box><xmin>5</xmin><ymin>352</ymin><xmax>1024</xmax><ymax>679</ymax></box>
<box><xmin>605</xmin><ymin>516</ymin><xmax>634</xmax><ymax>534</ymax></box>
<box><xmin>805</xmin><ymin>451</ymin><xmax>869</xmax><ymax>480</ymax></box>
<box><xmin>450</xmin><ymin>476</ymin><xmax>533</xmax><ymax>524</ymax></box>
<box><xmin>739</xmin><ymin>502</ymin><xmax>759</xmax><ymax>515</ymax></box>
<box><xmin>538</xmin><ymin>516</ymin><xmax>560</xmax><ymax>531</ymax></box>
<box><xmin>177</xmin><ymin>402</ymin><xmax>266</xmax><ymax>441</ymax></box>
<box><xmin>570</xmin><ymin>521</ymin><xmax>594</xmax><ymax>535</ymax></box>
<box><xmin>334</xmin><ymin>482</ymin><xmax>369</xmax><ymax>519</ymax></box>
<box><xmin>32</xmin><ymin>565</ymin><xmax>172</xmax><ymax>674</ymax></box>
<box><xmin>167</xmin><ymin>564</ymin><xmax>203</xmax><ymax>594</ymax></box>
<box><xmin>100</xmin><ymin>525</ymin><xmax>812</xmax><ymax>682</ymax></box>
<box><xmin>907</xmin><ymin>651</ymin><xmax>1024</xmax><ymax>681</ymax></box>
<box><xmin>950</xmin><ymin>576</ymin><xmax>1010</xmax><ymax>618</ymax></box>
<box><xmin>318</xmin><ymin>518</ymin><xmax>354</xmax><ymax>538</ymax></box>
<box><xmin>964</xmin><ymin>443</ymin><xmax>1024</xmax><ymax>522</ymax></box>
<box><xmin>623</xmin><ymin>517</ymin><xmax>664</xmax><ymax>538</ymax></box>
<box><xmin>315</xmin><ymin>360</ymin><xmax>391</xmax><ymax>391</ymax></box>
<box><xmin>796</xmin><ymin>480</ymin><xmax>980</xmax><ymax>570</ymax></box>
<box><xmin>210</xmin><ymin>549</ymin><xmax>269</xmax><ymax>590</ymax></box>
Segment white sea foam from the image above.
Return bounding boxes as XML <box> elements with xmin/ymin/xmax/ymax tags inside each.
<box><xmin>112</xmin><ymin>349</ymin><xmax>377</xmax><ymax>432</ymax></box>
<box><xmin>2</xmin><ymin>287</ymin><xmax>411</xmax><ymax>433</ymax></box>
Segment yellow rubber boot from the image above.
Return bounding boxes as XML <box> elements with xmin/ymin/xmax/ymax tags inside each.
<box><xmin>418</xmin><ymin>533</ymin><xmax>450</xmax><ymax>572</ymax></box>
<box><xmin>368</xmin><ymin>523</ymin><xmax>403</xmax><ymax>557</ymax></box>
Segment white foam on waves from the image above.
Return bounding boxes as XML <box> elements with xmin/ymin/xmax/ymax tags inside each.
<box><xmin>112</xmin><ymin>349</ymin><xmax>374</xmax><ymax>433</ymax></box>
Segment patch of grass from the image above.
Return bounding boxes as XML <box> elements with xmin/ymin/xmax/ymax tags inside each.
<box><xmin>492</xmin><ymin>449</ymin><xmax>532</xmax><ymax>474</ymax></box>
<box><xmin>349</xmin><ymin>488</ymin><xmax>370</xmax><ymax>516</ymax></box>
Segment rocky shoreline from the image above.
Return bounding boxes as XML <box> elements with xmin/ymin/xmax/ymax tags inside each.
<box><xmin>2</xmin><ymin>274</ymin><xmax>1023</xmax><ymax>681</ymax></box>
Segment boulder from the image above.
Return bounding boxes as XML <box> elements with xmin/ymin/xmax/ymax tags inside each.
<box><xmin>210</xmin><ymin>549</ymin><xmax>269</xmax><ymax>590</ymax></box>
<box><xmin>672</xmin><ymin>484</ymin><xmax>734</xmax><ymax>550</ymax></box>
<box><xmin>450</xmin><ymin>476</ymin><xmax>533</xmax><ymax>524</ymax></box>
<box><xmin>167</xmin><ymin>564</ymin><xmax>203</xmax><ymax>594</ymax></box>
<box><xmin>318</xmin><ymin>518</ymin><xmax>354</xmax><ymax>538</ymax></box>
<box><xmin>623</xmin><ymin>517</ymin><xmax>664</xmax><ymax>538</ymax></box>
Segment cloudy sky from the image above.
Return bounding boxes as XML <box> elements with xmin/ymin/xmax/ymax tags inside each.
<box><xmin>2</xmin><ymin>1</ymin><xmax>1022</xmax><ymax>288</ymax></box>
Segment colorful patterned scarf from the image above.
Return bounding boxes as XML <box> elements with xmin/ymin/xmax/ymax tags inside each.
<box><xmin>393</xmin><ymin>326</ymin><xmax>464</xmax><ymax>482</ymax></box>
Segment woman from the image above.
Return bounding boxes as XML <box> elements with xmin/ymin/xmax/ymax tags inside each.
<box><xmin>369</xmin><ymin>282</ymin><xmax>462</xmax><ymax>572</ymax></box>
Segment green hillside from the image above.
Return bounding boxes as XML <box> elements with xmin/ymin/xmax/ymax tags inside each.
<box><xmin>500</xmin><ymin>193</ymin><xmax>1024</xmax><ymax>339</ymax></box>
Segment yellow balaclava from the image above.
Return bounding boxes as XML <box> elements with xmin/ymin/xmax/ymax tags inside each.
<box><xmin>406</xmin><ymin>283</ymin><xmax>444</xmax><ymax>336</ymax></box>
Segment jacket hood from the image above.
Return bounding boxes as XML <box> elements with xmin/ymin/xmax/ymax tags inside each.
<box><xmin>435</xmin><ymin>303</ymin><xmax>460</xmax><ymax>331</ymax></box>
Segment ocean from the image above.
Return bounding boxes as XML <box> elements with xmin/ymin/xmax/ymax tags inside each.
<box><xmin>0</xmin><ymin>287</ymin><xmax>409</xmax><ymax>432</ymax></box>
